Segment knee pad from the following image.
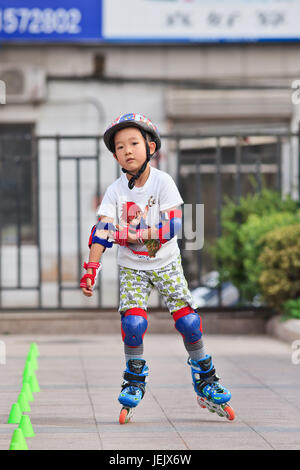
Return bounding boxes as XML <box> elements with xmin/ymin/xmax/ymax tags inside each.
<box><xmin>121</xmin><ymin>308</ymin><xmax>148</xmax><ymax>347</ymax></box>
<box><xmin>173</xmin><ymin>306</ymin><xmax>202</xmax><ymax>344</ymax></box>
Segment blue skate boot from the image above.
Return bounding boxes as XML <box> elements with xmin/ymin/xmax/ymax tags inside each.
<box><xmin>118</xmin><ymin>358</ymin><xmax>149</xmax><ymax>424</ymax></box>
<box><xmin>188</xmin><ymin>355</ymin><xmax>235</xmax><ymax>421</ymax></box>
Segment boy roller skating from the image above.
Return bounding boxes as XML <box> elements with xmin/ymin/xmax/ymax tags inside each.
<box><xmin>80</xmin><ymin>113</ymin><xmax>234</xmax><ymax>424</ymax></box>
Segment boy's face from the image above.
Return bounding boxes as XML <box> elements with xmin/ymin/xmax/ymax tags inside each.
<box><xmin>113</xmin><ymin>127</ymin><xmax>156</xmax><ymax>174</ymax></box>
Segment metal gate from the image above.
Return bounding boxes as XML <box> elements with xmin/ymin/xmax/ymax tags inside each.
<box><xmin>0</xmin><ymin>130</ymin><xmax>298</xmax><ymax>310</ymax></box>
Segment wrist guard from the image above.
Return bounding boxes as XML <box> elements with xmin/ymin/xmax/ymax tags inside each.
<box><xmin>80</xmin><ymin>262</ymin><xmax>102</xmax><ymax>289</ymax></box>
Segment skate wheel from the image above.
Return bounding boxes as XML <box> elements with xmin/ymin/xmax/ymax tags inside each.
<box><xmin>119</xmin><ymin>408</ymin><xmax>131</xmax><ymax>425</ymax></box>
<box><xmin>223</xmin><ymin>404</ymin><xmax>235</xmax><ymax>421</ymax></box>
<box><xmin>198</xmin><ymin>397</ymin><xmax>206</xmax><ymax>408</ymax></box>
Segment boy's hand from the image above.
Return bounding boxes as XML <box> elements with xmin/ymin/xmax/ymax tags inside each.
<box><xmin>81</xmin><ymin>276</ymin><xmax>93</xmax><ymax>297</ymax></box>
<box><xmin>114</xmin><ymin>224</ymin><xmax>137</xmax><ymax>244</ymax></box>
<box><xmin>113</xmin><ymin>224</ymin><xmax>160</xmax><ymax>246</ymax></box>
<box><xmin>80</xmin><ymin>262</ymin><xmax>101</xmax><ymax>297</ymax></box>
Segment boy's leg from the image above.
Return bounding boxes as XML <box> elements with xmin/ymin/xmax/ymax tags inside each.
<box><xmin>152</xmin><ymin>258</ymin><xmax>232</xmax><ymax>412</ymax></box>
<box><xmin>121</xmin><ymin>308</ymin><xmax>147</xmax><ymax>362</ymax></box>
<box><xmin>118</xmin><ymin>267</ymin><xmax>152</xmax><ymax>415</ymax></box>
<box><xmin>119</xmin><ymin>266</ymin><xmax>152</xmax><ymax>361</ymax></box>
<box><xmin>172</xmin><ymin>306</ymin><xmax>206</xmax><ymax>361</ymax></box>
<box><xmin>150</xmin><ymin>256</ymin><xmax>206</xmax><ymax>361</ymax></box>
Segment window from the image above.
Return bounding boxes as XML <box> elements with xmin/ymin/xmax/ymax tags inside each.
<box><xmin>0</xmin><ymin>124</ymin><xmax>36</xmax><ymax>244</ymax></box>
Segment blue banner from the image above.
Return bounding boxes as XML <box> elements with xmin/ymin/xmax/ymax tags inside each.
<box><xmin>0</xmin><ymin>0</ymin><xmax>102</xmax><ymax>42</ymax></box>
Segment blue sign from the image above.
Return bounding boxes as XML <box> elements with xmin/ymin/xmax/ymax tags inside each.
<box><xmin>0</xmin><ymin>0</ymin><xmax>102</xmax><ymax>42</ymax></box>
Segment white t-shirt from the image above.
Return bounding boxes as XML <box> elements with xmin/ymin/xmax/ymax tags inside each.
<box><xmin>97</xmin><ymin>166</ymin><xmax>184</xmax><ymax>270</ymax></box>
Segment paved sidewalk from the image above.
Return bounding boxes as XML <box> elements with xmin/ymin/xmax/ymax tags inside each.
<box><xmin>0</xmin><ymin>333</ymin><xmax>299</xmax><ymax>450</ymax></box>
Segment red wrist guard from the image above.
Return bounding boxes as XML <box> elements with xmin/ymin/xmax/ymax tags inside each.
<box><xmin>80</xmin><ymin>262</ymin><xmax>101</xmax><ymax>288</ymax></box>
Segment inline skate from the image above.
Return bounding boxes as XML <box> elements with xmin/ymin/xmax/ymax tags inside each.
<box><xmin>188</xmin><ymin>355</ymin><xmax>235</xmax><ymax>421</ymax></box>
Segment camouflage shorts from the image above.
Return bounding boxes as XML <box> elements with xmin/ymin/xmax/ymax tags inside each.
<box><xmin>119</xmin><ymin>256</ymin><xmax>198</xmax><ymax>314</ymax></box>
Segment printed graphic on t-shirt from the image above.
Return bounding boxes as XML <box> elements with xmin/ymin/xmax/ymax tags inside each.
<box><xmin>120</xmin><ymin>197</ymin><xmax>159</xmax><ymax>259</ymax></box>
<box><xmin>97</xmin><ymin>166</ymin><xmax>183</xmax><ymax>270</ymax></box>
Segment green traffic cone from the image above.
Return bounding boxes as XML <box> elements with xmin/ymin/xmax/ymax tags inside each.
<box><xmin>19</xmin><ymin>414</ymin><xmax>35</xmax><ymax>438</ymax></box>
<box><xmin>7</xmin><ymin>403</ymin><xmax>22</xmax><ymax>424</ymax></box>
<box><xmin>23</xmin><ymin>363</ymin><xmax>34</xmax><ymax>383</ymax></box>
<box><xmin>29</xmin><ymin>342</ymin><xmax>40</xmax><ymax>358</ymax></box>
<box><xmin>21</xmin><ymin>382</ymin><xmax>34</xmax><ymax>402</ymax></box>
<box><xmin>9</xmin><ymin>443</ymin><xmax>21</xmax><ymax>451</ymax></box>
<box><xmin>9</xmin><ymin>428</ymin><xmax>28</xmax><ymax>450</ymax></box>
<box><xmin>17</xmin><ymin>392</ymin><xmax>31</xmax><ymax>413</ymax></box>
<box><xmin>26</xmin><ymin>353</ymin><xmax>38</xmax><ymax>371</ymax></box>
<box><xmin>27</xmin><ymin>372</ymin><xmax>40</xmax><ymax>393</ymax></box>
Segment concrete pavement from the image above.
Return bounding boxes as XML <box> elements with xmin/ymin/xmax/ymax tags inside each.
<box><xmin>0</xmin><ymin>332</ymin><xmax>299</xmax><ymax>450</ymax></box>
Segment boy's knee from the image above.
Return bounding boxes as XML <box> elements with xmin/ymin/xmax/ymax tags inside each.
<box><xmin>121</xmin><ymin>308</ymin><xmax>148</xmax><ymax>347</ymax></box>
<box><xmin>173</xmin><ymin>306</ymin><xmax>202</xmax><ymax>343</ymax></box>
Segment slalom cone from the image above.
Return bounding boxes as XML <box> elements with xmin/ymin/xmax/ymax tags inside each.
<box><xmin>17</xmin><ymin>392</ymin><xmax>31</xmax><ymax>413</ymax></box>
<box><xmin>26</xmin><ymin>353</ymin><xmax>38</xmax><ymax>371</ymax></box>
<box><xmin>29</xmin><ymin>342</ymin><xmax>40</xmax><ymax>358</ymax></box>
<box><xmin>21</xmin><ymin>382</ymin><xmax>34</xmax><ymax>402</ymax></box>
<box><xmin>7</xmin><ymin>403</ymin><xmax>22</xmax><ymax>424</ymax></box>
<box><xmin>9</xmin><ymin>428</ymin><xmax>28</xmax><ymax>450</ymax></box>
<box><xmin>23</xmin><ymin>363</ymin><xmax>34</xmax><ymax>383</ymax></box>
<box><xmin>27</xmin><ymin>372</ymin><xmax>40</xmax><ymax>393</ymax></box>
<box><xmin>19</xmin><ymin>414</ymin><xmax>35</xmax><ymax>438</ymax></box>
<box><xmin>9</xmin><ymin>443</ymin><xmax>21</xmax><ymax>451</ymax></box>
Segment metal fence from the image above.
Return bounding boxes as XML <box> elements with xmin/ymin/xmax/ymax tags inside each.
<box><xmin>0</xmin><ymin>130</ymin><xmax>299</xmax><ymax>311</ymax></box>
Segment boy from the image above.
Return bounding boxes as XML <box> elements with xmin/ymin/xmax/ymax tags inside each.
<box><xmin>80</xmin><ymin>113</ymin><xmax>234</xmax><ymax>424</ymax></box>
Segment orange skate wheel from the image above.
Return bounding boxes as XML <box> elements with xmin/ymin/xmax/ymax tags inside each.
<box><xmin>223</xmin><ymin>404</ymin><xmax>235</xmax><ymax>421</ymax></box>
<box><xmin>119</xmin><ymin>408</ymin><xmax>129</xmax><ymax>425</ymax></box>
<box><xmin>197</xmin><ymin>397</ymin><xmax>207</xmax><ymax>408</ymax></box>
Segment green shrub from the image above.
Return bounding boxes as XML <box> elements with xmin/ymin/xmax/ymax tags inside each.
<box><xmin>212</xmin><ymin>188</ymin><xmax>298</xmax><ymax>302</ymax></box>
<box><xmin>282</xmin><ymin>298</ymin><xmax>300</xmax><ymax>320</ymax></box>
<box><xmin>258</xmin><ymin>224</ymin><xmax>300</xmax><ymax>310</ymax></box>
<box><xmin>239</xmin><ymin>211</ymin><xmax>300</xmax><ymax>301</ymax></box>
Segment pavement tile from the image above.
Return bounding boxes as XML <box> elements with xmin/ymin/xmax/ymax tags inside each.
<box><xmin>0</xmin><ymin>333</ymin><xmax>299</xmax><ymax>450</ymax></box>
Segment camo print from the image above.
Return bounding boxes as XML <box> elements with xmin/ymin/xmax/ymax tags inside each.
<box><xmin>119</xmin><ymin>255</ymin><xmax>198</xmax><ymax>314</ymax></box>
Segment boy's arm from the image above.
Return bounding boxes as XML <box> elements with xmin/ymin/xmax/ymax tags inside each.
<box><xmin>143</xmin><ymin>206</ymin><xmax>182</xmax><ymax>242</ymax></box>
<box><xmin>113</xmin><ymin>206</ymin><xmax>182</xmax><ymax>244</ymax></box>
<box><xmin>81</xmin><ymin>215</ymin><xmax>114</xmax><ymax>297</ymax></box>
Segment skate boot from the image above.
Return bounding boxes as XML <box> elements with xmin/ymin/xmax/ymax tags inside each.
<box><xmin>118</xmin><ymin>358</ymin><xmax>149</xmax><ymax>424</ymax></box>
<box><xmin>188</xmin><ymin>355</ymin><xmax>235</xmax><ymax>421</ymax></box>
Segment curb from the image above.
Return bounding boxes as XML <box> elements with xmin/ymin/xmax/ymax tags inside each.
<box><xmin>266</xmin><ymin>315</ymin><xmax>300</xmax><ymax>344</ymax></box>
<box><xmin>0</xmin><ymin>310</ymin><xmax>271</xmax><ymax>335</ymax></box>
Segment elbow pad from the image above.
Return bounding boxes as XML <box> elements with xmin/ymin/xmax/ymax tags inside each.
<box><xmin>88</xmin><ymin>219</ymin><xmax>115</xmax><ymax>249</ymax></box>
